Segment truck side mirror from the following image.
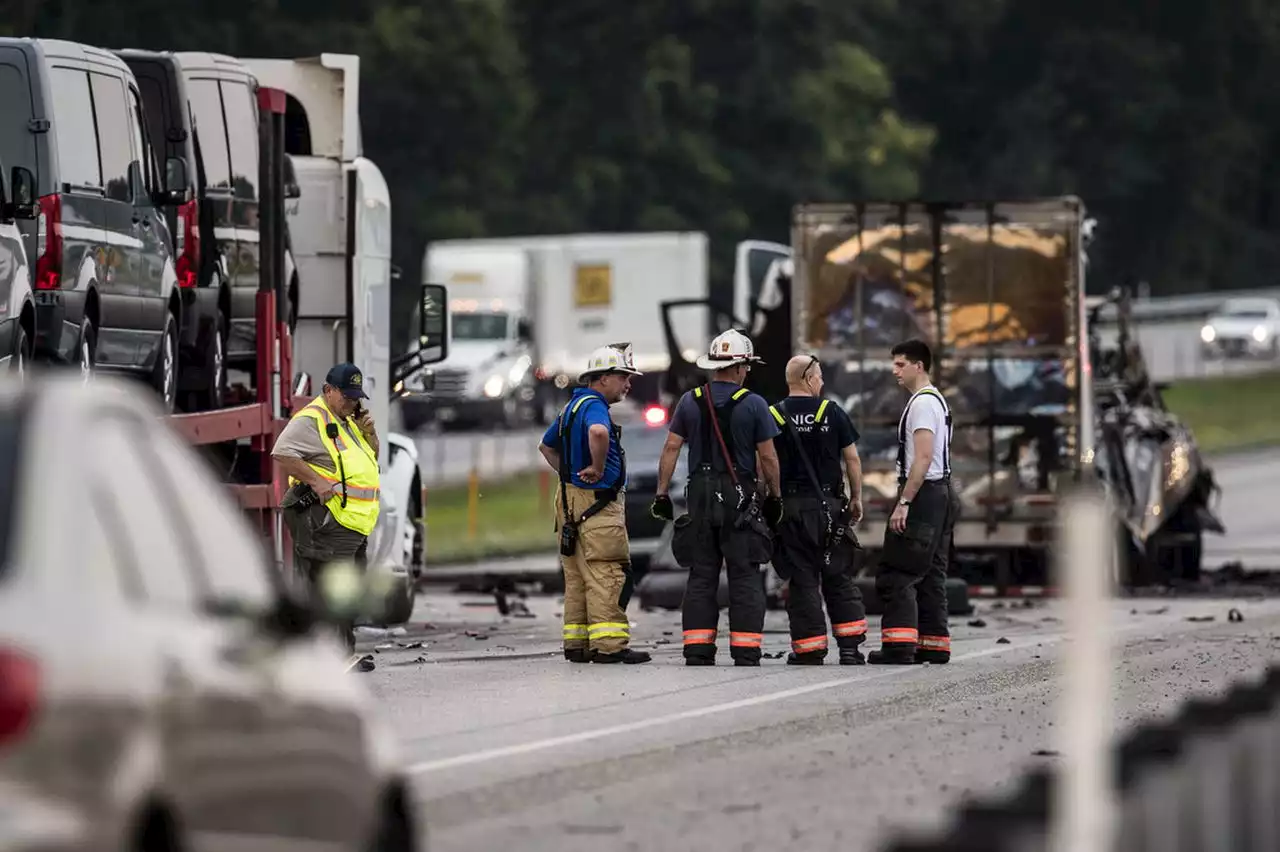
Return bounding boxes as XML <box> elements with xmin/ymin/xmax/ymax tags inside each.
<box><xmin>418</xmin><ymin>283</ymin><xmax>450</xmax><ymax>365</ymax></box>
<box><xmin>162</xmin><ymin>157</ymin><xmax>193</xmax><ymax>205</ymax></box>
<box><xmin>283</xmin><ymin>154</ymin><xmax>301</xmax><ymax>200</ymax></box>
<box><xmin>4</xmin><ymin>166</ymin><xmax>36</xmax><ymax>220</ymax></box>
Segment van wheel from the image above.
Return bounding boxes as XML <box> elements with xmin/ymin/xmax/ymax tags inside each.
<box><xmin>11</xmin><ymin>324</ymin><xmax>29</xmax><ymax>382</ymax></box>
<box><xmin>198</xmin><ymin>310</ymin><xmax>227</xmax><ymax>411</ymax></box>
<box><xmin>152</xmin><ymin>314</ymin><xmax>178</xmax><ymax>413</ymax></box>
<box><xmin>366</xmin><ymin>800</ymin><xmax>415</xmax><ymax>852</ymax></box>
<box><xmin>78</xmin><ymin>318</ymin><xmax>97</xmax><ymax>384</ymax></box>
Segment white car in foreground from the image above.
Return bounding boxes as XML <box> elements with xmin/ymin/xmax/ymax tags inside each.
<box><xmin>1200</xmin><ymin>297</ymin><xmax>1280</xmax><ymax>359</ymax></box>
<box><xmin>0</xmin><ymin>374</ymin><xmax>420</xmax><ymax>851</ymax></box>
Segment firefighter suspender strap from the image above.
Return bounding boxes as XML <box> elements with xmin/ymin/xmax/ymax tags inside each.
<box><xmin>770</xmin><ymin>400</ymin><xmax>836</xmax><ymax>557</ymax></box>
<box><xmin>896</xmin><ymin>387</ymin><xmax>952</xmax><ymax>481</ymax></box>
<box><xmin>556</xmin><ymin>395</ymin><xmax>625</xmax><ymax>557</ymax></box>
<box><xmin>696</xmin><ymin>384</ymin><xmax>750</xmax><ymax>510</ymax></box>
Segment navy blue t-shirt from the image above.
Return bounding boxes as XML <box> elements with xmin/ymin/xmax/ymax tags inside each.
<box><xmin>668</xmin><ymin>381</ymin><xmax>781</xmax><ymax>477</ymax></box>
<box><xmin>541</xmin><ymin>388</ymin><xmax>625</xmax><ymax>490</ymax></box>
<box><xmin>770</xmin><ymin>395</ymin><xmax>859</xmax><ymax>491</ymax></box>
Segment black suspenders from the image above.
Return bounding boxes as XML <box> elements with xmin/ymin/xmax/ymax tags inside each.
<box><xmin>897</xmin><ymin>387</ymin><xmax>952</xmax><ymax>482</ymax></box>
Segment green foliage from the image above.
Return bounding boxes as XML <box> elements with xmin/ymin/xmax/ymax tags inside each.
<box><xmin>17</xmin><ymin>0</ymin><xmax>1280</xmax><ymax>298</ymax></box>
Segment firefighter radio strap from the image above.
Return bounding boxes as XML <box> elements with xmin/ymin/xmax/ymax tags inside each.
<box><xmin>770</xmin><ymin>399</ymin><xmax>839</xmax><ymax>560</ymax></box>
<box><xmin>556</xmin><ymin>395</ymin><xmax>626</xmax><ymax>557</ymax></box>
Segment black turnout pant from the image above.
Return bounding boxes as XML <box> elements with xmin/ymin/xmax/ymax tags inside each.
<box><xmin>774</xmin><ymin>496</ymin><xmax>867</xmax><ymax>658</ymax></box>
<box><xmin>875</xmin><ymin>479</ymin><xmax>959</xmax><ymax>659</ymax></box>
<box><xmin>680</xmin><ymin>521</ymin><xmax>770</xmax><ymax>664</ymax></box>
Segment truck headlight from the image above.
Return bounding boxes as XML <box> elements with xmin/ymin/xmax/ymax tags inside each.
<box><xmin>483</xmin><ymin>374</ymin><xmax>505</xmax><ymax>398</ymax></box>
<box><xmin>1200</xmin><ymin>324</ymin><xmax>1216</xmax><ymax>343</ymax></box>
<box><xmin>1253</xmin><ymin>325</ymin><xmax>1268</xmax><ymax>343</ymax></box>
<box><xmin>508</xmin><ymin>355</ymin><xmax>532</xmax><ymax>385</ymax></box>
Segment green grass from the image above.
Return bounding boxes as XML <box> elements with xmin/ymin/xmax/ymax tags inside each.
<box><xmin>424</xmin><ymin>470</ymin><xmax>558</xmax><ymax>563</ymax></box>
<box><xmin>1162</xmin><ymin>368</ymin><xmax>1280</xmax><ymax>454</ymax></box>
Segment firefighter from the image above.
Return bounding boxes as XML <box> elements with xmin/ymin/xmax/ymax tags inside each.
<box><xmin>768</xmin><ymin>354</ymin><xmax>868</xmax><ymax>665</ymax></box>
<box><xmin>538</xmin><ymin>344</ymin><xmax>651</xmax><ymax>665</ymax></box>
<box><xmin>272</xmin><ymin>363</ymin><xmax>381</xmax><ymax>672</ymax></box>
<box><xmin>868</xmin><ymin>339</ymin><xmax>960</xmax><ymax>665</ymax></box>
<box><xmin>650</xmin><ymin>329</ymin><xmax>782</xmax><ymax>667</ymax></box>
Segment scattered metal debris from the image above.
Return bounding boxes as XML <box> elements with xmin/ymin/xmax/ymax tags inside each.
<box><xmin>1229</xmin><ymin>608</ymin><xmax>1245</xmax><ymax>623</ymax></box>
<box><xmin>997</xmin><ymin>637</ymin><xmax>1011</xmax><ymax>644</ymax></box>
<box><xmin>968</xmin><ymin>618</ymin><xmax>988</xmax><ymax>628</ymax></box>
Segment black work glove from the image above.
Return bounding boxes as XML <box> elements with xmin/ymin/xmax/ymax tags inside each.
<box><xmin>650</xmin><ymin>494</ymin><xmax>674</xmax><ymax>521</ymax></box>
<box><xmin>763</xmin><ymin>495</ymin><xmax>784</xmax><ymax>527</ymax></box>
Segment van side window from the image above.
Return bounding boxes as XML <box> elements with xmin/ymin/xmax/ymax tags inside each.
<box><xmin>126</xmin><ymin>86</ymin><xmax>153</xmax><ymax>196</ymax></box>
<box><xmin>48</xmin><ymin>67</ymin><xmax>102</xmax><ymax>189</ymax></box>
<box><xmin>186</xmin><ymin>77</ymin><xmax>230</xmax><ymax>191</ymax></box>
<box><xmin>222</xmin><ymin>81</ymin><xmax>258</xmax><ymax>201</ymax></box>
<box><xmin>89</xmin><ymin>73</ymin><xmax>132</xmax><ymax>203</ymax></box>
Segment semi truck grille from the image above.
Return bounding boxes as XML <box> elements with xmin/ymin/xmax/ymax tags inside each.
<box><xmin>428</xmin><ymin>368</ymin><xmax>469</xmax><ymax>399</ymax></box>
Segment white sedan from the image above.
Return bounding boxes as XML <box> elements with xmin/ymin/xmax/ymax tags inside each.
<box><xmin>0</xmin><ymin>374</ymin><xmax>420</xmax><ymax>851</ymax></box>
<box><xmin>1200</xmin><ymin>297</ymin><xmax>1280</xmax><ymax>359</ymax></box>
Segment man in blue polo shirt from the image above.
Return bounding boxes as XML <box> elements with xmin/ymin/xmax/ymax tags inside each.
<box><xmin>538</xmin><ymin>343</ymin><xmax>652</xmax><ymax>665</ymax></box>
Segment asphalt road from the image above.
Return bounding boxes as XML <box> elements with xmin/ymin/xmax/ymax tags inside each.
<box><xmin>1203</xmin><ymin>449</ymin><xmax>1280</xmax><ymax>570</ymax></box>
<box><xmin>360</xmin><ymin>591</ymin><xmax>1280</xmax><ymax>852</ymax></box>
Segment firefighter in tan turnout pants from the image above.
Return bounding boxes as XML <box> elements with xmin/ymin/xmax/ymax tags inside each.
<box><xmin>539</xmin><ymin>344</ymin><xmax>652</xmax><ymax>664</ymax></box>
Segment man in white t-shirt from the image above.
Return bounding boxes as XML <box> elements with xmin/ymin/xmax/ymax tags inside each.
<box><xmin>868</xmin><ymin>339</ymin><xmax>961</xmax><ymax>666</ymax></box>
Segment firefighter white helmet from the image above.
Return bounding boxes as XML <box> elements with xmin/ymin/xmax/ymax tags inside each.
<box><xmin>695</xmin><ymin>329</ymin><xmax>765</xmax><ymax>370</ymax></box>
<box><xmin>578</xmin><ymin>342</ymin><xmax>644</xmax><ymax>384</ymax></box>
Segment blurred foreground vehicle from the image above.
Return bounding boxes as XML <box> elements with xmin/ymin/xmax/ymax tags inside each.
<box><xmin>0</xmin><ymin>374</ymin><xmax>421</xmax><ymax>851</ymax></box>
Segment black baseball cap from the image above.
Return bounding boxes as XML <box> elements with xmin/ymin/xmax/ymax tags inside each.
<box><xmin>325</xmin><ymin>362</ymin><xmax>368</xmax><ymax>399</ymax></box>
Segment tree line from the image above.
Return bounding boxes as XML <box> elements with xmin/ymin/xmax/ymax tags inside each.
<box><xmin>10</xmin><ymin>0</ymin><xmax>1277</xmax><ymax>306</ymax></box>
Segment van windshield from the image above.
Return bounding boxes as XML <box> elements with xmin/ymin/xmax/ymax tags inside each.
<box><xmin>453</xmin><ymin>313</ymin><xmax>509</xmax><ymax>341</ymax></box>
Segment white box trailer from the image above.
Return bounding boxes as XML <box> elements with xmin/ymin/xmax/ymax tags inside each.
<box><xmin>412</xmin><ymin>232</ymin><xmax>709</xmax><ymax>430</ymax></box>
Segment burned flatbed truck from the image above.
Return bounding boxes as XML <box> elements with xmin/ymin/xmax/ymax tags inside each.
<box><xmin>786</xmin><ymin>199</ymin><xmax>1092</xmax><ymax>593</ymax></box>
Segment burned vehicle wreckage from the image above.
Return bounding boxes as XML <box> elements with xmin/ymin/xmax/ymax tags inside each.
<box><xmin>646</xmin><ymin>198</ymin><xmax>1223</xmax><ymax>598</ymax></box>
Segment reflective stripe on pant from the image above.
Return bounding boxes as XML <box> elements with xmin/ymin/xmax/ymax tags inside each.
<box><xmin>776</xmin><ymin>497</ymin><xmax>868</xmax><ymax>658</ymax></box>
<box><xmin>680</xmin><ymin>516</ymin><xmax>769</xmax><ymax>664</ymax></box>
<box><xmin>875</xmin><ymin>479</ymin><xmax>959</xmax><ymax>650</ymax></box>
<box><xmin>557</xmin><ymin>484</ymin><xmax>633</xmax><ymax>655</ymax></box>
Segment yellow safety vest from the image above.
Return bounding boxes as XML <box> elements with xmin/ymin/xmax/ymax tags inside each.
<box><xmin>289</xmin><ymin>396</ymin><xmax>381</xmax><ymax>536</ymax></box>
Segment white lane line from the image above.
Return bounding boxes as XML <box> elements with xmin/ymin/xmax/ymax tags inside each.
<box><xmin>407</xmin><ymin>635</ymin><xmax>1053</xmax><ymax>775</ymax></box>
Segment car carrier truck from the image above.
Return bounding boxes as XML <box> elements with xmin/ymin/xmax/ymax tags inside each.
<box><xmin>161</xmin><ymin>56</ymin><xmax>449</xmax><ymax>626</ymax></box>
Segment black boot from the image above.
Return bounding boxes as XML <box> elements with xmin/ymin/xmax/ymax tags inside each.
<box><xmin>787</xmin><ymin>651</ymin><xmax>825</xmax><ymax>666</ymax></box>
<box><xmin>838</xmin><ymin>647</ymin><xmax>866</xmax><ymax>666</ymax></box>
<box><xmin>564</xmin><ymin>648</ymin><xmax>594</xmax><ymax>664</ymax></box>
<box><xmin>867</xmin><ymin>646</ymin><xmax>917</xmax><ymax>665</ymax></box>
<box><xmin>915</xmin><ymin>649</ymin><xmax>950</xmax><ymax>665</ymax></box>
<box><xmin>593</xmin><ymin>648</ymin><xmax>652</xmax><ymax>664</ymax></box>
<box><xmin>685</xmin><ymin>656</ymin><xmax>715</xmax><ymax>666</ymax></box>
<box><xmin>733</xmin><ymin>657</ymin><xmax>761</xmax><ymax>667</ymax></box>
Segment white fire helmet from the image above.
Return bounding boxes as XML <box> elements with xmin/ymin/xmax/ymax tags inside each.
<box><xmin>695</xmin><ymin>329</ymin><xmax>765</xmax><ymax>370</ymax></box>
<box><xmin>578</xmin><ymin>342</ymin><xmax>644</xmax><ymax>384</ymax></box>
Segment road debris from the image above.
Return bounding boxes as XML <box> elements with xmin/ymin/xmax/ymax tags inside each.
<box><xmin>996</xmin><ymin>637</ymin><xmax>1011</xmax><ymax>644</ymax></box>
<box><xmin>968</xmin><ymin>618</ymin><xmax>987</xmax><ymax>628</ymax></box>
<box><xmin>1229</xmin><ymin>608</ymin><xmax>1245</xmax><ymax>622</ymax></box>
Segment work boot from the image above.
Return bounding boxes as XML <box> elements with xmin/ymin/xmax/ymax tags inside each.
<box><xmin>786</xmin><ymin>651</ymin><xmax>825</xmax><ymax>666</ymax></box>
<box><xmin>593</xmin><ymin>649</ymin><xmax>652</xmax><ymax>664</ymax></box>
<box><xmin>733</xmin><ymin>658</ymin><xmax>760</xmax><ymax>667</ymax></box>
<box><xmin>867</xmin><ymin>646</ymin><xmax>917</xmax><ymax>665</ymax></box>
<box><xmin>685</xmin><ymin>657</ymin><xmax>715</xmax><ymax>666</ymax></box>
<box><xmin>838</xmin><ymin>648</ymin><xmax>866</xmax><ymax>666</ymax></box>
<box><xmin>915</xmin><ymin>649</ymin><xmax>950</xmax><ymax>665</ymax></box>
<box><xmin>564</xmin><ymin>648</ymin><xmax>594</xmax><ymax>664</ymax></box>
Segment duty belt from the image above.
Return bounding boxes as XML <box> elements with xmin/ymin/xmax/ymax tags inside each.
<box><xmin>898</xmin><ymin>475</ymin><xmax>951</xmax><ymax>488</ymax></box>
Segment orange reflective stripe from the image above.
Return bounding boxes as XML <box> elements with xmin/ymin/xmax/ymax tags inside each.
<box><xmin>833</xmin><ymin>620</ymin><xmax>867</xmax><ymax>637</ymax></box>
<box><xmin>919</xmin><ymin>635</ymin><xmax>951</xmax><ymax>650</ymax></box>
<box><xmin>792</xmin><ymin>635</ymin><xmax>827</xmax><ymax>652</ymax></box>
<box><xmin>683</xmin><ymin>629</ymin><xmax>717</xmax><ymax>645</ymax></box>
<box><xmin>729</xmin><ymin>632</ymin><xmax>763</xmax><ymax>647</ymax></box>
<box><xmin>881</xmin><ymin>627</ymin><xmax>919</xmax><ymax>643</ymax></box>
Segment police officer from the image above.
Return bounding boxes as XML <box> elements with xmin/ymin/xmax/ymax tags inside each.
<box><xmin>272</xmin><ymin>363</ymin><xmax>381</xmax><ymax>672</ymax></box>
<box><xmin>868</xmin><ymin>339</ymin><xmax>960</xmax><ymax>666</ymax></box>
<box><xmin>650</xmin><ymin>329</ymin><xmax>782</xmax><ymax>667</ymax></box>
<box><xmin>538</xmin><ymin>343</ymin><xmax>651</xmax><ymax>665</ymax></box>
<box><xmin>768</xmin><ymin>355</ymin><xmax>868</xmax><ymax>666</ymax></box>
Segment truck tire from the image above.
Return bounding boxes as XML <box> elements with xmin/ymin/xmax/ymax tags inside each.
<box><xmin>634</xmin><ymin>569</ymin><xmax>730</xmax><ymax>611</ymax></box>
